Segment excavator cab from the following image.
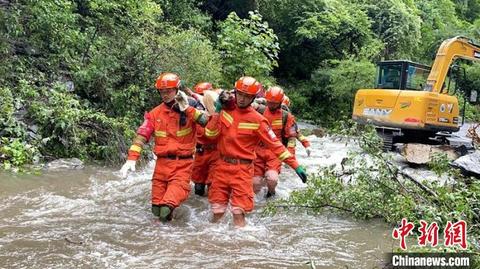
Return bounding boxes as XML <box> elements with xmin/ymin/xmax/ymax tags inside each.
<box><xmin>375</xmin><ymin>61</ymin><xmax>431</xmax><ymax>91</ymax></box>
<box><xmin>353</xmin><ymin>36</ymin><xmax>480</xmax><ymax>151</ymax></box>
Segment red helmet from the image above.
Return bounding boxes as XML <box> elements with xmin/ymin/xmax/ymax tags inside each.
<box><xmin>194</xmin><ymin>82</ymin><xmax>213</xmax><ymax>95</ymax></box>
<box><xmin>265</xmin><ymin>86</ymin><xmax>285</xmax><ymax>103</ymax></box>
<box><xmin>234</xmin><ymin>76</ymin><xmax>262</xmax><ymax>95</ymax></box>
<box><xmin>155</xmin><ymin>73</ymin><xmax>180</xmax><ymax>90</ymax></box>
<box><xmin>282</xmin><ymin>95</ymin><xmax>291</xmax><ymax>107</ymax></box>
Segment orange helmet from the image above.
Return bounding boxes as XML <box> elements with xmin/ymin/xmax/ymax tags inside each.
<box><xmin>265</xmin><ymin>86</ymin><xmax>285</xmax><ymax>103</ymax></box>
<box><xmin>234</xmin><ymin>76</ymin><xmax>262</xmax><ymax>95</ymax></box>
<box><xmin>194</xmin><ymin>82</ymin><xmax>213</xmax><ymax>95</ymax></box>
<box><xmin>155</xmin><ymin>73</ymin><xmax>181</xmax><ymax>90</ymax></box>
<box><xmin>282</xmin><ymin>95</ymin><xmax>290</xmax><ymax>107</ymax></box>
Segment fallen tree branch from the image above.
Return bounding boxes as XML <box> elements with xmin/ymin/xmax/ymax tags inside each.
<box><xmin>398</xmin><ymin>170</ymin><xmax>439</xmax><ymax>199</ymax></box>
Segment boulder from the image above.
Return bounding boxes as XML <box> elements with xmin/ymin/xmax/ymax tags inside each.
<box><xmin>452</xmin><ymin>151</ymin><xmax>480</xmax><ymax>177</ymax></box>
<box><xmin>45</xmin><ymin>158</ymin><xmax>84</xmax><ymax>170</ymax></box>
<box><xmin>311</xmin><ymin>128</ymin><xmax>326</xmax><ymax>138</ymax></box>
<box><xmin>400</xmin><ymin>143</ymin><xmax>461</xmax><ymax>164</ymax></box>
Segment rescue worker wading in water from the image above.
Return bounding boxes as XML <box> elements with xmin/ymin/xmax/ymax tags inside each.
<box><xmin>281</xmin><ymin>95</ymin><xmax>312</xmax><ymax>157</ymax></box>
<box><xmin>120</xmin><ymin>73</ymin><xmax>208</xmax><ymax>222</ymax></box>
<box><xmin>204</xmin><ymin>76</ymin><xmax>308</xmax><ymax>228</ymax></box>
<box><xmin>189</xmin><ymin>82</ymin><xmax>220</xmax><ymax>196</ymax></box>
<box><xmin>252</xmin><ymin>86</ymin><xmax>297</xmax><ymax>197</ymax></box>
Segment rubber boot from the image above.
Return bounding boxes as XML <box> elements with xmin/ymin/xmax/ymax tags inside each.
<box><xmin>194</xmin><ymin>183</ymin><xmax>206</xmax><ymax>196</ymax></box>
<box><xmin>159</xmin><ymin>205</ymin><xmax>173</xmax><ymax>222</ymax></box>
<box><xmin>152</xmin><ymin>204</ymin><xmax>161</xmax><ymax>217</ymax></box>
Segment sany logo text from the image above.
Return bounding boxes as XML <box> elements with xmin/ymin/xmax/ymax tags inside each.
<box><xmin>363</xmin><ymin>108</ymin><xmax>392</xmax><ymax>117</ymax></box>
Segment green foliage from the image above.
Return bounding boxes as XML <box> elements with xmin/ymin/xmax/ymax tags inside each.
<box><xmin>217</xmin><ymin>11</ymin><xmax>279</xmax><ymax>85</ymax></box>
<box><xmin>258</xmin><ymin>0</ymin><xmax>379</xmax><ymax>79</ymax></box>
<box><xmin>157</xmin><ymin>0</ymin><xmax>212</xmax><ymax>33</ymax></box>
<box><xmin>0</xmin><ymin>0</ymin><xmax>224</xmax><ymax>170</ymax></box>
<box><xmin>414</xmin><ymin>0</ymin><xmax>468</xmax><ymax>62</ymax></box>
<box><xmin>0</xmin><ymin>78</ymin><xmax>133</xmax><ymax>169</ymax></box>
<box><xmin>154</xmin><ymin>28</ymin><xmax>223</xmax><ymax>87</ymax></box>
<box><xmin>0</xmin><ymin>138</ymin><xmax>39</xmax><ymax>170</ymax></box>
<box><xmin>452</xmin><ymin>0</ymin><xmax>480</xmax><ymax>22</ymax></box>
<box><xmin>457</xmin><ymin>63</ymin><xmax>480</xmax><ymax>121</ymax></box>
<box><xmin>288</xmin><ymin>58</ymin><xmax>376</xmax><ymax>125</ymax></box>
<box><xmin>360</xmin><ymin>0</ymin><xmax>422</xmax><ymax>59</ymax></box>
<box><xmin>428</xmin><ymin>152</ymin><xmax>451</xmax><ymax>176</ymax></box>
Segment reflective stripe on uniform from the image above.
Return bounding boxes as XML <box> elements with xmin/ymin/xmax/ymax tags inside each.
<box><xmin>129</xmin><ymin>144</ymin><xmax>142</xmax><ymax>153</ymax></box>
<box><xmin>298</xmin><ymin>135</ymin><xmax>307</xmax><ymax>141</ymax></box>
<box><xmin>177</xmin><ymin>127</ymin><xmax>192</xmax><ymax>137</ymax></box>
<box><xmin>278</xmin><ymin>150</ymin><xmax>292</xmax><ymax>161</ymax></box>
<box><xmin>222</xmin><ymin>111</ymin><xmax>233</xmax><ymax>124</ymax></box>
<box><xmin>155</xmin><ymin>130</ymin><xmax>167</xmax><ymax>137</ymax></box>
<box><xmin>271</xmin><ymin>119</ymin><xmax>282</xmax><ymax>126</ymax></box>
<box><xmin>205</xmin><ymin>128</ymin><xmax>219</xmax><ymax>137</ymax></box>
<box><xmin>287</xmin><ymin>138</ymin><xmax>296</xmax><ymax>147</ymax></box>
<box><xmin>238</xmin><ymin>122</ymin><xmax>260</xmax><ymax>130</ymax></box>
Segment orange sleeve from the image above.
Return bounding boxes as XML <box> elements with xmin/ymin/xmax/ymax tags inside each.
<box><xmin>185</xmin><ymin>106</ymin><xmax>208</xmax><ymax>127</ymax></box>
<box><xmin>127</xmin><ymin>112</ymin><xmax>154</xmax><ymax>161</ymax></box>
<box><xmin>297</xmin><ymin>132</ymin><xmax>311</xmax><ymax>148</ymax></box>
<box><xmin>204</xmin><ymin>113</ymin><xmax>221</xmax><ymax>140</ymax></box>
<box><xmin>127</xmin><ymin>134</ymin><xmax>147</xmax><ymax>161</ymax></box>
<box><xmin>285</xmin><ymin>113</ymin><xmax>296</xmax><ymax>138</ymax></box>
<box><xmin>256</xmin><ymin>118</ymin><xmax>299</xmax><ymax>169</ymax></box>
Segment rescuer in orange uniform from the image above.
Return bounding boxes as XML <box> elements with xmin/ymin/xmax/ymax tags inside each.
<box><xmin>119</xmin><ymin>73</ymin><xmax>208</xmax><ymax>222</ymax></box>
<box><xmin>204</xmin><ymin>76</ymin><xmax>308</xmax><ymax>227</ymax></box>
<box><xmin>281</xmin><ymin>95</ymin><xmax>312</xmax><ymax>157</ymax></box>
<box><xmin>190</xmin><ymin>82</ymin><xmax>220</xmax><ymax>196</ymax></box>
<box><xmin>252</xmin><ymin>86</ymin><xmax>297</xmax><ymax>197</ymax></box>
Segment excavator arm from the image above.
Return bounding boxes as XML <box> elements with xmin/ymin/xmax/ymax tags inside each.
<box><xmin>425</xmin><ymin>36</ymin><xmax>480</xmax><ymax>93</ymax></box>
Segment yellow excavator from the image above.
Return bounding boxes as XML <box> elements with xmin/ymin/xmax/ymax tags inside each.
<box><xmin>352</xmin><ymin>36</ymin><xmax>480</xmax><ymax>150</ymax></box>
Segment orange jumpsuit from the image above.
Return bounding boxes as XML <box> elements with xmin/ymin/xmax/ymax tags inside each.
<box><xmin>254</xmin><ymin>107</ymin><xmax>296</xmax><ymax>177</ymax></box>
<box><xmin>204</xmin><ymin>106</ymin><xmax>299</xmax><ymax>214</ymax></box>
<box><xmin>127</xmin><ymin>102</ymin><xmax>206</xmax><ymax>209</ymax></box>
<box><xmin>192</xmin><ymin>126</ymin><xmax>219</xmax><ymax>186</ymax></box>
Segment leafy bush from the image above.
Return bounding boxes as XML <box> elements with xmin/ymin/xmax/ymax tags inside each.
<box><xmin>287</xmin><ymin>58</ymin><xmax>376</xmax><ymax>125</ymax></box>
<box><xmin>217</xmin><ymin>11</ymin><xmax>279</xmax><ymax>85</ymax></box>
<box><xmin>0</xmin><ymin>138</ymin><xmax>39</xmax><ymax>170</ymax></box>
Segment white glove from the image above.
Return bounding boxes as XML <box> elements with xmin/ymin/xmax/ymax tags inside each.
<box><xmin>120</xmin><ymin>160</ymin><xmax>136</xmax><ymax>178</ymax></box>
<box><xmin>175</xmin><ymin>91</ymin><xmax>190</xmax><ymax>111</ymax></box>
<box><xmin>305</xmin><ymin>147</ymin><xmax>311</xmax><ymax>157</ymax></box>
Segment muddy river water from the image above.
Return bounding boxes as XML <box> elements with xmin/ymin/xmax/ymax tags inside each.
<box><xmin>0</xmin><ymin>136</ymin><xmax>395</xmax><ymax>268</ymax></box>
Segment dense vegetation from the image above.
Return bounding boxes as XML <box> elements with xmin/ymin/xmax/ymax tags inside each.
<box><xmin>1</xmin><ymin>0</ymin><xmax>480</xmax><ymax>167</ymax></box>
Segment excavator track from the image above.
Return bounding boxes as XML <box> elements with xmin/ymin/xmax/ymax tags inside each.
<box><xmin>376</xmin><ymin>129</ymin><xmax>394</xmax><ymax>152</ymax></box>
